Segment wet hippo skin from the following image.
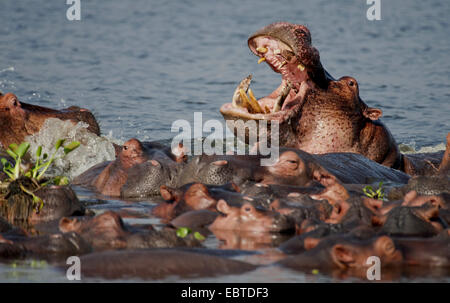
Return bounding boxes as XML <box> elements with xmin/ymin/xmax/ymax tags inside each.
<box><xmin>220</xmin><ymin>22</ymin><xmax>401</xmax><ymax>168</ymax></box>
<box><xmin>0</xmin><ymin>92</ymin><xmax>100</xmax><ymax>148</ymax></box>
<box><xmin>71</xmin><ymin>248</ymin><xmax>257</xmax><ymax>280</ymax></box>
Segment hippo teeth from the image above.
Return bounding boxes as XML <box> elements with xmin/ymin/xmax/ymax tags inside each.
<box><xmin>256</xmin><ymin>46</ymin><xmax>268</xmax><ymax>54</ymax></box>
<box><xmin>232</xmin><ymin>75</ymin><xmax>264</xmax><ymax>114</ymax></box>
<box><xmin>232</xmin><ymin>75</ymin><xmax>252</xmax><ymax>108</ymax></box>
<box><xmin>272</xmin><ymin>81</ymin><xmax>292</xmax><ymax>113</ymax></box>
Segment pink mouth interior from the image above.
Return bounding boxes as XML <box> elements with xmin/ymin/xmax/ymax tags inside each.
<box><xmin>247</xmin><ymin>36</ymin><xmax>310</xmax><ymax>112</ymax></box>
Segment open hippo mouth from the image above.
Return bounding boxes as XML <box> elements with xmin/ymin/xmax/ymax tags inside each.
<box><xmin>220</xmin><ymin>22</ymin><xmax>332</xmax><ymax>129</ymax></box>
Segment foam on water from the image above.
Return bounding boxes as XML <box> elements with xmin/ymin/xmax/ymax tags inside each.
<box><xmin>399</xmin><ymin>142</ymin><xmax>446</xmax><ymax>154</ymax></box>
<box><xmin>25</xmin><ymin>118</ymin><xmax>116</xmax><ymax>180</ymax></box>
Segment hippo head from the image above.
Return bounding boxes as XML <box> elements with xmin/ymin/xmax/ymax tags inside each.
<box><xmin>209</xmin><ymin>199</ymin><xmax>295</xmax><ymax>233</ymax></box>
<box><xmin>279</xmin><ymin>235</ymin><xmax>403</xmax><ymax>272</ymax></box>
<box><xmin>0</xmin><ymin>92</ymin><xmax>100</xmax><ymax>148</ymax></box>
<box><xmin>255</xmin><ymin>149</ymin><xmax>334</xmax><ymax>187</ymax></box>
<box><xmin>120</xmin><ymin>159</ymin><xmax>177</xmax><ymax>198</ymax></box>
<box><xmin>0</xmin><ymin>93</ymin><xmax>31</xmax><ymax>147</ymax></box>
<box><xmin>119</xmin><ymin>138</ymin><xmax>148</xmax><ymax>169</ymax></box>
<box><xmin>381</xmin><ymin>203</ymin><xmax>444</xmax><ymax>237</ymax></box>
<box><xmin>219</xmin><ymin>23</ymin><xmax>398</xmax><ymax>166</ymax></box>
<box><xmin>220</xmin><ymin>22</ymin><xmax>331</xmax><ymax>141</ymax></box>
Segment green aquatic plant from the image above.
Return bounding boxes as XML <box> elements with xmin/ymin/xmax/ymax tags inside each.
<box><xmin>1</xmin><ymin>139</ymin><xmax>80</xmax><ymax>183</ymax></box>
<box><xmin>176</xmin><ymin>227</ymin><xmax>206</xmax><ymax>241</ymax></box>
<box><xmin>0</xmin><ymin>139</ymin><xmax>80</xmax><ymax>213</ymax></box>
<box><xmin>363</xmin><ymin>181</ymin><xmax>385</xmax><ymax>200</ymax></box>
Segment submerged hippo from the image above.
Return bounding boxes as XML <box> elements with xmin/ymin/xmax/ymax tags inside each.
<box><xmin>0</xmin><ymin>92</ymin><xmax>100</xmax><ymax>148</ymax></box>
<box><xmin>73</xmin><ymin>138</ymin><xmax>184</xmax><ymax>197</ymax></box>
<box><xmin>220</xmin><ymin>22</ymin><xmax>400</xmax><ymax>168</ymax></box>
<box><xmin>59</xmin><ymin>211</ymin><xmax>200</xmax><ymax>251</ymax></box>
<box><xmin>76</xmin><ymin>143</ymin><xmax>409</xmax><ymax>198</ymax></box>
<box><xmin>0</xmin><ymin>177</ymin><xmax>85</xmax><ymax>225</ymax></box>
<box><xmin>278</xmin><ymin>235</ymin><xmax>403</xmax><ymax>272</ymax></box>
<box><xmin>68</xmin><ymin>248</ymin><xmax>257</xmax><ymax>280</ymax></box>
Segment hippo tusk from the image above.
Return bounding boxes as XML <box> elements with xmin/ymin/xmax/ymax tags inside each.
<box><xmin>272</xmin><ymin>81</ymin><xmax>292</xmax><ymax>113</ymax></box>
<box><xmin>239</xmin><ymin>89</ymin><xmax>253</xmax><ymax>112</ymax></box>
<box><xmin>247</xmin><ymin>89</ymin><xmax>264</xmax><ymax>114</ymax></box>
<box><xmin>232</xmin><ymin>75</ymin><xmax>252</xmax><ymax>108</ymax></box>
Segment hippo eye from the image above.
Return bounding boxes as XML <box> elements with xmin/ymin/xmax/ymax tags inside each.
<box><xmin>123</xmin><ymin>146</ymin><xmax>128</xmax><ymax>150</ymax></box>
<box><xmin>348</xmin><ymin>80</ymin><xmax>355</xmax><ymax>87</ymax></box>
<box><xmin>244</xmin><ymin>207</ymin><xmax>252</xmax><ymax>212</ymax></box>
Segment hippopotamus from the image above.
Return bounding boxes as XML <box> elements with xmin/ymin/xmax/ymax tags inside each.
<box><xmin>399</xmin><ymin>132</ymin><xmax>449</xmax><ymax>176</ymax></box>
<box><xmin>269</xmin><ymin>198</ymin><xmax>332</xmax><ymax>228</ymax></box>
<box><xmin>58</xmin><ymin>211</ymin><xmax>200</xmax><ymax>251</ymax></box>
<box><xmin>394</xmin><ymin>237</ymin><xmax>450</xmax><ymax>267</ymax></box>
<box><xmin>220</xmin><ymin>22</ymin><xmax>401</xmax><ymax>168</ymax></box>
<box><xmin>277</xmin><ymin>235</ymin><xmax>403</xmax><ymax>272</ymax></box>
<box><xmin>0</xmin><ymin>231</ymin><xmax>92</xmax><ymax>260</ymax></box>
<box><xmin>379</xmin><ymin>203</ymin><xmax>444</xmax><ymax>237</ymax></box>
<box><xmin>387</xmin><ymin>134</ymin><xmax>449</xmax><ymax>198</ymax></box>
<box><xmin>153</xmin><ymin>182</ymin><xmax>266</xmax><ymax>221</ymax></box>
<box><xmin>0</xmin><ymin>92</ymin><xmax>100</xmax><ymax>148</ymax></box>
<box><xmin>65</xmin><ymin>248</ymin><xmax>257</xmax><ymax>280</ymax></box>
<box><xmin>77</xmin><ymin>142</ymin><xmax>409</xmax><ymax>198</ymax></box>
<box><xmin>165</xmin><ymin>196</ymin><xmax>295</xmax><ymax>234</ymax></box>
<box><xmin>0</xmin><ymin>177</ymin><xmax>85</xmax><ymax>225</ymax></box>
<box><xmin>73</xmin><ymin>138</ymin><xmax>185</xmax><ymax>197</ymax></box>
<box><xmin>209</xmin><ymin>199</ymin><xmax>295</xmax><ymax>233</ymax></box>
<box><xmin>178</xmin><ymin>148</ymin><xmax>409</xmax><ymax>188</ymax></box>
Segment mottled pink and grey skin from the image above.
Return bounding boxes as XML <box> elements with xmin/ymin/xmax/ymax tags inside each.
<box><xmin>90</xmin><ymin>138</ymin><xmax>148</xmax><ymax>196</ymax></box>
<box><xmin>73</xmin><ymin>138</ymin><xmax>184</xmax><ymax>197</ymax></box>
<box><xmin>0</xmin><ymin>92</ymin><xmax>100</xmax><ymax>148</ymax></box>
<box><xmin>220</xmin><ymin>22</ymin><xmax>401</xmax><ymax>168</ymax></box>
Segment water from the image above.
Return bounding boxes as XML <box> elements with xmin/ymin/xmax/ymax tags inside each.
<box><xmin>0</xmin><ymin>0</ymin><xmax>449</xmax><ymax>282</ymax></box>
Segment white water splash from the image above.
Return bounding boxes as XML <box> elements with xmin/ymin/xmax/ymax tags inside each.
<box><xmin>25</xmin><ymin>118</ymin><xmax>116</xmax><ymax>180</ymax></box>
<box><xmin>399</xmin><ymin>142</ymin><xmax>446</xmax><ymax>154</ymax></box>
<box><xmin>0</xmin><ymin>66</ymin><xmax>15</xmax><ymax>73</ymax></box>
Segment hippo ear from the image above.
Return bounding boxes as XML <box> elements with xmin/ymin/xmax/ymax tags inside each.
<box><xmin>150</xmin><ymin>160</ymin><xmax>161</xmax><ymax>167</ymax></box>
<box><xmin>216</xmin><ymin>199</ymin><xmax>231</xmax><ymax>214</ymax></box>
<box><xmin>363</xmin><ymin>107</ymin><xmax>383</xmax><ymax>121</ymax></box>
<box><xmin>172</xmin><ymin>143</ymin><xmax>188</xmax><ymax>163</ymax></box>
<box><xmin>312</xmin><ymin>168</ymin><xmax>337</xmax><ymax>186</ymax></box>
<box><xmin>160</xmin><ymin>185</ymin><xmax>175</xmax><ymax>201</ymax></box>
<box><xmin>59</xmin><ymin>217</ymin><xmax>80</xmax><ymax>233</ymax></box>
<box><xmin>212</xmin><ymin>160</ymin><xmax>228</xmax><ymax>166</ymax></box>
<box><xmin>331</xmin><ymin>244</ymin><xmax>355</xmax><ymax>268</ymax></box>
<box><xmin>304</xmin><ymin>237</ymin><xmax>321</xmax><ymax>250</ymax></box>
